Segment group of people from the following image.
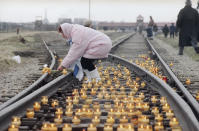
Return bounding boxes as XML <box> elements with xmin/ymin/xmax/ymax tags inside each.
<box><xmin>147</xmin><ymin>0</ymin><xmax>199</xmax><ymax>55</ymax></box>
<box><xmin>162</xmin><ymin>23</ymin><xmax>177</xmax><ymax>38</ymax></box>
<box><xmin>56</xmin><ymin>0</ymin><xmax>199</xmax><ymax>83</ymax></box>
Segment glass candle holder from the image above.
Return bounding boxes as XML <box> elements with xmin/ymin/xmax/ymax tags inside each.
<box><xmin>26</xmin><ymin>108</ymin><xmax>34</xmax><ymax>118</ymax></box>
<box><xmin>92</xmin><ymin>116</ymin><xmax>100</xmax><ymax>125</ymax></box>
<box><xmin>104</xmin><ymin>125</ymin><xmax>113</xmax><ymax>131</ymax></box>
<box><xmin>8</xmin><ymin>124</ymin><xmax>19</xmax><ymax>131</ymax></box>
<box><xmin>87</xmin><ymin>124</ymin><xmax>97</xmax><ymax>131</ymax></box>
<box><xmin>11</xmin><ymin>116</ymin><xmax>21</xmax><ymax>127</ymax></box>
<box><xmin>65</xmin><ymin>108</ymin><xmax>73</xmax><ymax>117</ymax></box>
<box><xmin>62</xmin><ymin>124</ymin><xmax>72</xmax><ymax>131</ymax></box>
<box><xmin>54</xmin><ymin>115</ymin><xmax>63</xmax><ymax>125</ymax></box>
<box><xmin>72</xmin><ymin>116</ymin><xmax>80</xmax><ymax>125</ymax></box>
<box><xmin>106</xmin><ymin>116</ymin><xmax>115</xmax><ymax>125</ymax></box>
<box><xmin>169</xmin><ymin>118</ymin><xmax>179</xmax><ymax>127</ymax></box>
<box><xmin>51</xmin><ymin>100</ymin><xmax>59</xmax><ymax>108</ymax></box>
<box><xmin>41</xmin><ymin>96</ymin><xmax>48</xmax><ymax>105</ymax></box>
<box><xmin>55</xmin><ymin>108</ymin><xmax>63</xmax><ymax>116</ymax></box>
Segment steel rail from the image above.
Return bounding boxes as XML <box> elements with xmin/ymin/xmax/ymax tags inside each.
<box><xmin>0</xmin><ymin>40</ymin><xmax>56</xmax><ymax>111</ymax></box>
<box><xmin>146</xmin><ymin>38</ymin><xmax>199</xmax><ymax>120</ymax></box>
<box><xmin>0</xmin><ymin>54</ymin><xmax>198</xmax><ymax>130</ymax></box>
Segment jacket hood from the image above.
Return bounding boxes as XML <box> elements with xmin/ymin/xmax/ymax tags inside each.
<box><xmin>60</xmin><ymin>23</ymin><xmax>73</xmax><ymax>40</ymax></box>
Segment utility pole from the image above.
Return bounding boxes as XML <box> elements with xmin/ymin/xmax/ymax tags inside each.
<box><xmin>89</xmin><ymin>0</ymin><xmax>91</xmax><ymax>20</ymax></box>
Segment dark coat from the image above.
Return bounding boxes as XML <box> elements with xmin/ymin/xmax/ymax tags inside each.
<box><xmin>169</xmin><ymin>25</ymin><xmax>176</xmax><ymax>33</ymax></box>
<box><xmin>176</xmin><ymin>5</ymin><xmax>199</xmax><ymax>46</ymax></box>
<box><xmin>162</xmin><ymin>25</ymin><xmax>169</xmax><ymax>35</ymax></box>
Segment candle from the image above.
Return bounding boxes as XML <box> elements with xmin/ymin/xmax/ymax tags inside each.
<box><xmin>83</xmin><ymin>104</ymin><xmax>89</xmax><ymax>108</ymax></box>
<box><xmin>171</xmin><ymin>126</ymin><xmax>182</xmax><ymax>131</ymax></box>
<box><xmin>196</xmin><ymin>92</ymin><xmax>199</xmax><ymax>101</ymax></box>
<box><xmin>166</xmin><ymin>110</ymin><xmax>174</xmax><ymax>119</ymax></box>
<box><xmin>138</xmin><ymin>115</ymin><xmax>149</xmax><ymax>124</ymax></box>
<box><xmin>93</xmin><ymin>108</ymin><xmax>101</xmax><ymax>116</ymax></box>
<box><xmin>151</xmin><ymin>107</ymin><xmax>159</xmax><ymax>115</ymax></box>
<box><xmin>49</xmin><ymin>123</ymin><xmax>57</xmax><ymax>131</ymax></box>
<box><xmin>145</xmin><ymin>125</ymin><xmax>152</xmax><ymax>131</ymax></box>
<box><xmin>88</xmin><ymin>82</ymin><xmax>92</xmax><ymax>88</ymax></box>
<box><xmin>41</xmin><ymin>123</ymin><xmax>49</xmax><ymax>131</ymax></box>
<box><xmin>91</xmin><ymin>89</ymin><xmax>96</xmax><ymax>96</ymax></box>
<box><xmin>117</xmin><ymin>124</ymin><xmax>125</xmax><ymax>131</ymax></box>
<box><xmin>81</xmin><ymin>93</ymin><xmax>87</xmax><ymax>99</ymax></box>
<box><xmin>104</xmin><ymin>102</ymin><xmax>111</xmax><ymax>110</ymax></box>
<box><xmin>162</xmin><ymin>103</ymin><xmax>170</xmax><ymax>111</ymax></box>
<box><xmin>138</xmin><ymin>124</ymin><xmax>145</xmax><ymax>131</ymax></box>
<box><xmin>62</xmin><ymin>69</ymin><xmax>67</xmax><ymax>75</ymax></box>
<box><xmin>106</xmin><ymin>116</ymin><xmax>115</xmax><ymax>125</ymax></box>
<box><xmin>120</xmin><ymin>116</ymin><xmax>128</xmax><ymax>123</ymax></box>
<box><xmin>11</xmin><ymin>116</ymin><xmax>21</xmax><ymax>127</ymax></box>
<box><xmin>54</xmin><ymin>115</ymin><xmax>63</xmax><ymax>125</ymax></box>
<box><xmin>97</xmin><ymin>93</ymin><xmax>103</xmax><ymax>99</ymax></box>
<box><xmin>105</xmin><ymin>93</ymin><xmax>110</xmax><ymax>100</ymax></box>
<box><xmin>87</xmin><ymin>124</ymin><xmax>97</xmax><ymax>131</ymax></box>
<box><xmin>72</xmin><ymin>116</ymin><xmax>80</xmax><ymax>125</ymax></box>
<box><xmin>66</xmin><ymin>97</ymin><xmax>72</xmax><ymax>103</ymax></box>
<box><xmin>8</xmin><ymin>124</ymin><xmax>19</xmax><ymax>131</ymax></box>
<box><xmin>136</xmin><ymin>102</ymin><xmax>142</xmax><ymax>110</ymax></box>
<box><xmin>51</xmin><ymin>100</ymin><xmax>59</xmax><ymax>108</ymax></box>
<box><xmin>154</xmin><ymin>122</ymin><xmax>164</xmax><ymax>131</ymax></box>
<box><xmin>62</xmin><ymin>124</ymin><xmax>72</xmax><ymax>131</ymax></box>
<box><xmin>26</xmin><ymin>108</ymin><xmax>34</xmax><ymax>118</ymax></box>
<box><xmin>185</xmin><ymin>79</ymin><xmax>191</xmax><ymax>85</ymax></box>
<box><xmin>92</xmin><ymin>116</ymin><xmax>100</xmax><ymax>125</ymax></box>
<box><xmin>55</xmin><ymin>108</ymin><xmax>63</xmax><ymax>115</ymax></box>
<box><xmin>86</xmin><ymin>109</ymin><xmax>93</xmax><ymax>118</ymax></box>
<box><xmin>41</xmin><ymin>96</ymin><xmax>48</xmax><ymax>105</ymax></box>
<box><xmin>141</xmin><ymin>82</ymin><xmax>146</xmax><ymax>88</ymax></box>
<box><xmin>66</xmin><ymin>102</ymin><xmax>73</xmax><ymax>109</ymax></box>
<box><xmin>73</xmin><ymin>96</ymin><xmax>79</xmax><ymax>104</ymax></box>
<box><xmin>142</xmin><ymin>103</ymin><xmax>149</xmax><ymax>111</ymax></box>
<box><xmin>155</xmin><ymin>114</ymin><xmax>163</xmax><ymax>122</ymax></box>
<box><xmin>93</xmin><ymin>102</ymin><xmax>100</xmax><ymax>109</ymax></box>
<box><xmin>125</xmin><ymin>124</ymin><xmax>134</xmax><ymax>131</ymax></box>
<box><xmin>170</xmin><ymin>118</ymin><xmax>179</xmax><ymax>127</ymax></box>
<box><xmin>86</xmin><ymin>97</ymin><xmax>93</xmax><ymax>104</ymax></box>
<box><xmin>108</xmin><ymin>108</ymin><xmax>115</xmax><ymax>116</ymax></box>
<box><xmin>65</xmin><ymin>108</ymin><xmax>73</xmax><ymax>117</ymax></box>
<box><xmin>75</xmin><ymin>109</ymin><xmax>82</xmax><ymax>117</ymax></box>
<box><xmin>151</xmin><ymin>96</ymin><xmax>157</xmax><ymax>103</ymax></box>
<box><xmin>115</xmin><ymin>109</ymin><xmax>121</xmax><ymax>118</ymax></box>
<box><xmin>160</xmin><ymin>97</ymin><xmax>167</xmax><ymax>105</ymax></box>
<box><xmin>104</xmin><ymin>125</ymin><xmax>113</xmax><ymax>131</ymax></box>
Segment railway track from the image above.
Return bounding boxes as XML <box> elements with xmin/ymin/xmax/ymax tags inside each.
<box><xmin>146</xmin><ymin>38</ymin><xmax>199</xmax><ymax>119</ymax></box>
<box><xmin>0</xmin><ymin>32</ymin><xmax>198</xmax><ymax>130</ymax></box>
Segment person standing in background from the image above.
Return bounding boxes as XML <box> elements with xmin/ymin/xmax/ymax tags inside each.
<box><xmin>169</xmin><ymin>23</ymin><xmax>176</xmax><ymax>38</ymax></box>
<box><xmin>147</xmin><ymin>16</ymin><xmax>154</xmax><ymax>39</ymax></box>
<box><xmin>176</xmin><ymin>0</ymin><xmax>199</xmax><ymax>55</ymax></box>
<box><xmin>162</xmin><ymin>24</ymin><xmax>169</xmax><ymax>38</ymax></box>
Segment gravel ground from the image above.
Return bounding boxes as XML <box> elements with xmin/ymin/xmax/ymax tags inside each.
<box><xmin>150</xmin><ymin>37</ymin><xmax>199</xmax><ymax>94</ymax></box>
<box><xmin>0</xmin><ymin>31</ymin><xmax>128</xmax><ymax>105</ymax></box>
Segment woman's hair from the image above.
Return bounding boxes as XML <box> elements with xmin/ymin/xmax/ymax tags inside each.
<box><xmin>58</xmin><ymin>26</ymin><xmax>63</xmax><ymax>33</ymax></box>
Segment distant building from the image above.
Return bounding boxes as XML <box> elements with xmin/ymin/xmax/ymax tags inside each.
<box><xmin>74</xmin><ymin>18</ymin><xmax>87</xmax><ymax>25</ymax></box>
<box><xmin>137</xmin><ymin>15</ymin><xmax>144</xmax><ymax>23</ymax></box>
<box><xmin>98</xmin><ymin>22</ymin><xmax>136</xmax><ymax>31</ymax></box>
<box><xmin>58</xmin><ymin>18</ymin><xmax>72</xmax><ymax>24</ymax></box>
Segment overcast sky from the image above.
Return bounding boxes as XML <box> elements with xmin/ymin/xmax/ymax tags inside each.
<box><xmin>0</xmin><ymin>0</ymin><xmax>198</xmax><ymax>23</ymax></box>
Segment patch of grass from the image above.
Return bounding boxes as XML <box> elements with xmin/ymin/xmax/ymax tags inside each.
<box><xmin>0</xmin><ymin>32</ymin><xmax>41</xmax><ymax>72</ymax></box>
<box><xmin>156</xmin><ymin>34</ymin><xmax>199</xmax><ymax>61</ymax></box>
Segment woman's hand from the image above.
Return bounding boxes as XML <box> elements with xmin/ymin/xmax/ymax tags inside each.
<box><xmin>57</xmin><ymin>65</ymin><xmax>65</xmax><ymax>71</ymax></box>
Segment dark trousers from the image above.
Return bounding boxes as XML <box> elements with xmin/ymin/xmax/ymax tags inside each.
<box><xmin>170</xmin><ymin>32</ymin><xmax>174</xmax><ymax>38</ymax></box>
<box><xmin>179</xmin><ymin>37</ymin><xmax>199</xmax><ymax>55</ymax></box>
<box><xmin>80</xmin><ymin>57</ymin><xmax>96</xmax><ymax>71</ymax></box>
